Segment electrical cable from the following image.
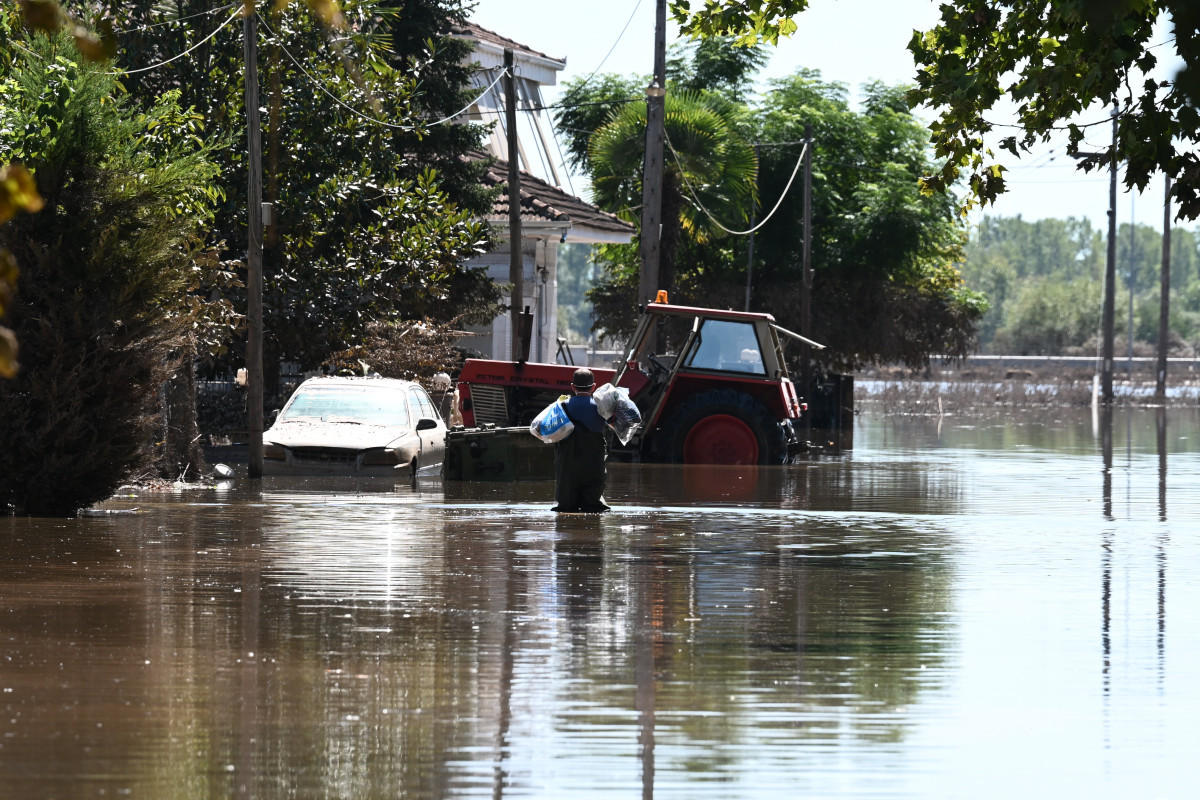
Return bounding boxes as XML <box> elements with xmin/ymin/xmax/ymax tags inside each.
<box><xmin>550</xmin><ymin>0</ymin><xmax>643</xmax><ymax>114</ymax></box>
<box><xmin>260</xmin><ymin>14</ymin><xmax>508</xmax><ymax>130</ymax></box>
<box><xmin>108</xmin><ymin>4</ymin><xmax>242</xmax><ymax>75</ymax></box>
<box><xmin>666</xmin><ymin>130</ymin><xmax>807</xmax><ymax>237</ymax></box>
<box><xmin>429</xmin><ymin>66</ymin><xmax>508</xmax><ymax>126</ymax></box>
<box><xmin>117</xmin><ymin>4</ymin><xmax>238</xmax><ymax>34</ymax></box>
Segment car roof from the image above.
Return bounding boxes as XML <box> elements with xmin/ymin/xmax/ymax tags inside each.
<box><xmin>294</xmin><ymin>376</ymin><xmax>423</xmax><ymax>391</ymax></box>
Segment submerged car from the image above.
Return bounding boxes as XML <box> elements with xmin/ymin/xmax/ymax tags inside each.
<box><xmin>263</xmin><ymin>377</ymin><xmax>446</xmax><ymax>476</ymax></box>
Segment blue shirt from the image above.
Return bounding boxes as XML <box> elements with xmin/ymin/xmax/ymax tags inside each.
<box><xmin>564</xmin><ymin>394</ymin><xmax>606</xmax><ymax>433</ymax></box>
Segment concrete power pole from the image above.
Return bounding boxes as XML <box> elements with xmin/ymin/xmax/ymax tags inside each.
<box><xmin>244</xmin><ymin>6</ymin><xmax>264</xmax><ymax>477</ymax></box>
<box><xmin>504</xmin><ymin>49</ymin><xmax>525</xmax><ymax>361</ymax></box>
<box><xmin>800</xmin><ymin>125</ymin><xmax>813</xmax><ymax>404</ymax></box>
<box><xmin>637</xmin><ymin>0</ymin><xmax>666</xmax><ymax>310</ymax></box>
<box><xmin>1101</xmin><ymin>107</ymin><xmax>1118</xmax><ymax>403</ymax></box>
<box><xmin>1156</xmin><ymin>176</ymin><xmax>1172</xmax><ymax>400</ymax></box>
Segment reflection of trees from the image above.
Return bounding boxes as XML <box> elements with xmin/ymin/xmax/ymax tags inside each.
<box><xmin>1</xmin><ymin>482</ymin><xmax>951</xmax><ymax>797</ymax></box>
<box><xmin>614</xmin><ymin>462</ymin><xmax>966</xmax><ymax>515</ymax></box>
<box><xmin>553</xmin><ymin>515</ymin><xmax>954</xmax><ymax>781</ymax></box>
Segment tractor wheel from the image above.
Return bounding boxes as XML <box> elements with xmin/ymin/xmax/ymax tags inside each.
<box><xmin>654</xmin><ymin>389</ymin><xmax>788</xmax><ymax>465</ymax></box>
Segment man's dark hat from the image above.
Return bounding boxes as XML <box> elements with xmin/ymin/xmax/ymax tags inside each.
<box><xmin>572</xmin><ymin>368</ymin><xmax>595</xmax><ymax>389</ymax></box>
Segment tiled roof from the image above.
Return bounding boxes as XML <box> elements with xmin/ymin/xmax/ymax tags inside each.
<box><xmin>481</xmin><ymin>158</ymin><xmax>635</xmax><ymax>238</ymax></box>
<box><xmin>450</xmin><ymin>21</ymin><xmax>565</xmax><ymax>66</ymax></box>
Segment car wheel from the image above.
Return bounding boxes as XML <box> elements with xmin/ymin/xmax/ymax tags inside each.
<box><xmin>655</xmin><ymin>389</ymin><xmax>788</xmax><ymax>465</ymax></box>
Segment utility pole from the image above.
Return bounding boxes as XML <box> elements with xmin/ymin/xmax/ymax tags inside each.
<box><xmin>1101</xmin><ymin>106</ymin><xmax>1118</xmax><ymax>403</ymax></box>
<box><xmin>244</xmin><ymin>4</ymin><xmax>264</xmax><ymax>477</ymax></box>
<box><xmin>1072</xmin><ymin>107</ymin><xmax>1119</xmax><ymax>403</ymax></box>
<box><xmin>1156</xmin><ymin>176</ymin><xmax>1172</xmax><ymax>400</ymax></box>
<box><xmin>504</xmin><ymin>49</ymin><xmax>524</xmax><ymax>361</ymax></box>
<box><xmin>1128</xmin><ymin>192</ymin><xmax>1135</xmax><ymax>380</ymax></box>
<box><xmin>637</xmin><ymin>0</ymin><xmax>666</xmax><ymax>310</ymax></box>
<box><xmin>744</xmin><ymin>144</ymin><xmax>757</xmax><ymax>312</ymax></box>
<box><xmin>800</xmin><ymin>125</ymin><xmax>814</xmax><ymax>407</ymax></box>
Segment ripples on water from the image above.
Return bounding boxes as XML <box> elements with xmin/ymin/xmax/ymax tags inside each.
<box><xmin>0</xmin><ymin>408</ymin><xmax>1197</xmax><ymax>799</ymax></box>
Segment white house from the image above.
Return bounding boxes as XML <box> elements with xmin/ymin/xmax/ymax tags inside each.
<box><xmin>451</xmin><ymin>22</ymin><xmax>634</xmax><ymax>363</ymax></box>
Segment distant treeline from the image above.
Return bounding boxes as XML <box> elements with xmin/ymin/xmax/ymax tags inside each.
<box><xmin>962</xmin><ymin>215</ymin><xmax>1200</xmax><ymax>356</ymax></box>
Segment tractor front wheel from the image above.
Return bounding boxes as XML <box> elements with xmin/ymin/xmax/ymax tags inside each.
<box><xmin>655</xmin><ymin>389</ymin><xmax>788</xmax><ymax>465</ymax></box>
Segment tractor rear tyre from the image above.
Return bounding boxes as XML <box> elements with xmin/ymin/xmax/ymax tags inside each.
<box><xmin>654</xmin><ymin>389</ymin><xmax>788</xmax><ymax>465</ymax></box>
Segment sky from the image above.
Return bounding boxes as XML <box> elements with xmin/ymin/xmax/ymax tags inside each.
<box><xmin>468</xmin><ymin>0</ymin><xmax>1186</xmax><ymax>233</ymax></box>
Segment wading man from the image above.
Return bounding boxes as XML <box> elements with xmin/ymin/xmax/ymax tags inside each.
<box><xmin>552</xmin><ymin>368</ymin><xmax>611</xmax><ymax>513</ymax></box>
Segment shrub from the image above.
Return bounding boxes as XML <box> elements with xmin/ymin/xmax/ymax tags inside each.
<box><xmin>0</xmin><ymin>32</ymin><xmax>219</xmax><ymax>514</ymax></box>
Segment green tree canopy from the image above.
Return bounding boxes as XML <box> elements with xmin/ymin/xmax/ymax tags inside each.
<box><xmin>670</xmin><ymin>0</ymin><xmax>1200</xmax><ymax>220</ymax></box>
<box><xmin>556</xmin><ymin>50</ymin><xmax>985</xmax><ymax>370</ymax></box>
<box><xmin>76</xmin><ymin>0</ymin><xmax>500</xmax><ymax>375</ymax></box>
<box><xmin>0</xmin><ymin>27</ymin><xmax>221</xmax><ymax>514</ymax></box>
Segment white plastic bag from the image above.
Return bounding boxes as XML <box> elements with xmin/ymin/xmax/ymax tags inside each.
<box><xmin>593</xmin><ymin>384</ymin><xmax>641</xmax><ymax>445</ymax></box>
<box><xmin>530</xmin><ymin>396</ymin><xmax>574</xmax><ymax>443</ymax></box>
<box><xmin>592</xmin><ymin>383</ymin><xmax>619</xmax><ymax>419</ymax></box>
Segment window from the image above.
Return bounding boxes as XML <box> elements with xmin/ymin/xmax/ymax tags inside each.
<box><xmin>685</xmin><ymin>320</ymin><xmax>766</xmax><ymax>375</ymax></box>
<box><xmin>280</xmin><ymin>385</ymin><xmax>411</xmax><ymax>426</ymax></box>
<box><xmin>409</xmin><ymin>387</ymin><xmax>439</xmax><ymax>421</ymax></box>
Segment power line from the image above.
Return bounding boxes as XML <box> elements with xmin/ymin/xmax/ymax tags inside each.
<box><xmin>258</xmin><ymin>13</ymin><xmax>416</xmax><ymax>130</ymax></box>
<box><xmin>552</xmin><ymin>0</ymin><xmax>644</xmax><ymax>112</ymax></box>
<box><xmin>117</xmin><ymin>4</ymin><xmax>238</xmax><ymax>34</ymax></box>
<box><xmin>665</xmin><ymin>130</ymin><xmax>807</xmax><ymax>237</ymax></box>
<box><xmin>108</xmin><ymin>5</ymin><xmax>242</xmax><ymax>76</ymax></box>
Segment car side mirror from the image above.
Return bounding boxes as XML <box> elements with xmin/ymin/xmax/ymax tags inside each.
<box><xmin>416</xmin><ymin>417</ymin><xmax>438</xmax><ymax>432</ymax></box>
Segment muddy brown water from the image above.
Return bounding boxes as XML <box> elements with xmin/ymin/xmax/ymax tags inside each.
<box><xmin>2</xmin><ymin>408</ymin><xmax>1198</xmax><ymax>799</ymax></box>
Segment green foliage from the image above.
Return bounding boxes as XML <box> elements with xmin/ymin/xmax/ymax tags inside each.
<box><xmin>965</xmin><ymin>214</ymin><xmax>1200</xmax><ymax>355</ymax></box>
<box><xmin>555</xmin><ymin>243</ymin><xmax>597</xmax><ymax>344</ymax></box>
<box><xmin>671</xmin><ymin>1</ymin><xmax>1200</xmax><ymax>226</ymax></box>
<box><xmin>584</xmin><ymin>89</ymin><xmax>759</xmax><ymax>338</ymax></box>
<box><xmin>906</xmin><ymin>1</ymin><xmax>1200</xmax><ymax>219</ymax></box>
<box><xmin>0</xmin><ymin>31</ymin><xmax>220</xmax><ymax>514</ymax></box>
<box><xmin>669</xmin><ymin>0</ymin><xmax>809</xmax><ymax>46</ymax></box>
<box><xmin>992</xmin><ymin>277</ymin><xmax>1101</xmax><ymax>355</ymax></box>
<box><xmin>554</xmin><ymin>73</ymin><xmax>643</xmax><ymax>174</ymax></box>
<box><xmin>558</xmin><ymin>51</ymin><xmax>983</xmax><ymax>369</ymax></box>
<box><xmin>748</xmin><ymin>74</ymin><xmax>983</xmax><ymax>370</ymax></box>
<box><xmin>666</xmin><ymin>35</ymin><xmax>768</xmax><ymax>102</ymax></box>
<box><xmin>90</xmin><ymin>0</ymin><xmax>499</xmax><ymax>374</ymax></box>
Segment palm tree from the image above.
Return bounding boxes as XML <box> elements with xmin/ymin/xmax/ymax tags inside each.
<box><xmin>588</xmin><ymin>91</ymin><xmax>758</xmax><ymax>298</ymax></box>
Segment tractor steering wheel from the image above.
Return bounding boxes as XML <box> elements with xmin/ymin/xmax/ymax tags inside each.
<box><xmin>646</xmin><ymin>353</ymin><xmax>671</xmax><ymax>380</ymax></box>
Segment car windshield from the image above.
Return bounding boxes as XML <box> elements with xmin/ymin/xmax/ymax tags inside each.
<box><xmin>278</xmin><ymin>385</ymin><xmax>411</xmax><ymax>426</ymax></box>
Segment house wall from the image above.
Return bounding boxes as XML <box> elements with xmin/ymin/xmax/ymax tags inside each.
<box><xmin>461</xmin><ymin>234</ymin><xmax>561</xmax><ymax>363</ymax></box>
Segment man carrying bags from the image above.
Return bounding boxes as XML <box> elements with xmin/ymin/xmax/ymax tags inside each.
<box><xmin>551</xmin><ymin>368</ymin><xmax>610</xmax><ymax>513</ymax></box>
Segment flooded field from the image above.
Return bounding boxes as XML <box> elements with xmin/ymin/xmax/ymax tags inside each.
<box><xmin>2</xmin><ymin>407</ymin><xmax>1198</xmax><ymax>799</ymax></box>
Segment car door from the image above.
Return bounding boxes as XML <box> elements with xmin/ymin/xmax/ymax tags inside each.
<box><xmin>408</xmin><ymin>386</ymin><xmax>445</xmax><ymax>467</ymax></box>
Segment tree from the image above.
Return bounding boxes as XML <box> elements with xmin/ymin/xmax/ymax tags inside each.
<box><xmin>0</xmin><ymin>28</ymin><xmax>221</xmax><ymax>514</ymax></box>
<box><xmin>670</xmin><ymin>1</ymin><xmax>1200</xmax><ymax>220</ymax></box>
<box><xmin>0</xmin><ymin>163</ymin><xmax>42</xmax><ymax>378</ymax></box>
<box><xmin>86</xmin><ymin>0</ymin><xmax>500</xmax><ymax>376</ymax></box>
<box><xmin>669</xmin><ymin>0</ymin><xmax>811</xmax><ymax>45</ymax></box>
<box><xmin>556</xmin><ymin>52</ymin><xmax>984</xmax><ymax>369</ymax></box>
<box><xmin>588</xmin><ymin>89</ymin><xmax>758</xmax><ymax>321</ymax></box>
<box><xmin>964</xmin><ymin>214</ymin><xmax>1200</xmax><ymax>354</ymax></box>
<box><xmin>746</xmin><ymin>76</ymin><xmax>984</xmax><ymax>370</ymax></box>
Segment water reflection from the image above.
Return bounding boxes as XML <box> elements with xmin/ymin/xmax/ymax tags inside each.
<box><xmin>1</xmin><ymin>410</ymin><xmax>1199</xmax><ymax>798</ymax></box>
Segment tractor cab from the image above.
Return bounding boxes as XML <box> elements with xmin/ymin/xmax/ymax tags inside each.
<box><xmin>612</xmin><ymin>301</ymin><xmax>821</xmax><ymax>463</ymax></box>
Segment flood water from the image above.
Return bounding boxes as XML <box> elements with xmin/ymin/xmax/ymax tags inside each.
<box><xmin>2</xmin><ymin>407</ymin><xmax>1198</xmax><ymax>799</ymax></box>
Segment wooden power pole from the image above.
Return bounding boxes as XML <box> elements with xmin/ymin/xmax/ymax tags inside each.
<box><xmin>244</xmin><ymin>5</ymin><xmax>264</xmax><ymax>477</ymax></box>
<box><xmin>504</xmin><ymin>49</ymin><xmax>524</xmax><ymax>361</ymax></box>
<box><xmin>638</xmin><ymin>0</ymin><xmax>666</xmax><ymax>310</ymax></box>
<box><xmin>800</xmin><ymin>125</ymin><xmax>814</xmax><ymax>406</ymax></box>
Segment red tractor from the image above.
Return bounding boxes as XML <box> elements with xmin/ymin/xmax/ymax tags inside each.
<box><xmin>451</xmin><ymin>300</ymin><xmax>822</xmax><ymax>469</ymax></box>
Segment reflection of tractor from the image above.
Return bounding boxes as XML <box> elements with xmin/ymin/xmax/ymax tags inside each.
<box><xmin>450</xmin><ymin>300</ymin><xmax>822</xmax><ymax>471</ymax></box>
